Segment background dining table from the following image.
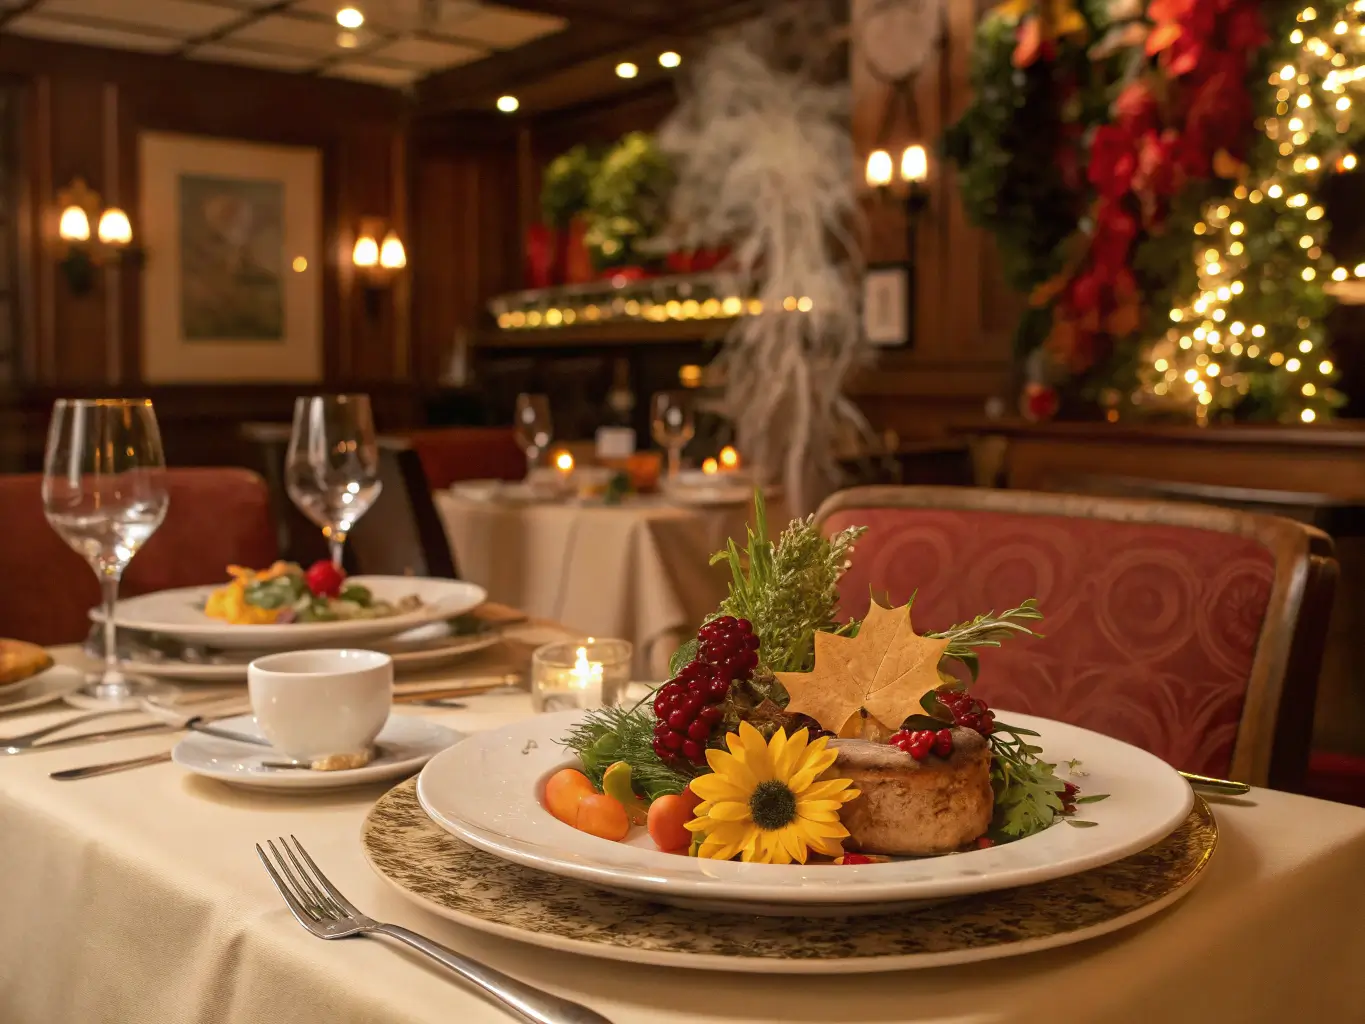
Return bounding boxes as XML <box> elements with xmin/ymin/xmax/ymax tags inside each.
<box><xmin>2</xmin><ymin>645</ymin><xmax>1365</xmax><ymax>1024</ymax></box>
<box><xmin>434</xmin><ymin>491</ymin><xmax>783</xmax><ymax>677</ymax></box>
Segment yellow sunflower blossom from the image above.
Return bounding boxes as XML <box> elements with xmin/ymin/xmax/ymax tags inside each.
<box><xmin>684</xmin><ymin>721</ymin><xmax>860</xmax><ymax>864</ymax></box>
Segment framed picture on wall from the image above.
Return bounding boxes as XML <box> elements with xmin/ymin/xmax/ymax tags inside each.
<box><xmin>139</xmin><ymin>132</ymin><xmax>322</xmax><ymax>383</ymax></box>
<box><xmin>863</xmin><ymin>262</ymin><xmax>910</xmax><ymax>347</ymax></box>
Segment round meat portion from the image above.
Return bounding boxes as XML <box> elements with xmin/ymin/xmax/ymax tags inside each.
<box><xmin>827</xmin><ymin>729</ymin><xmax>993</xmax><ymax>856</ymax></box>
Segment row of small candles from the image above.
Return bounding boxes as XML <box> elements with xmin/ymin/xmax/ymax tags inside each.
<box><xmin>548</xmin><ymin>445</ymin><xmax>740</xmax><ymax>477</ymax></box>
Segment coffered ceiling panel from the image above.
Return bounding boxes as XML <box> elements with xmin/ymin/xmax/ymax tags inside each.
<box><xmin>325</xmin><ymin>61</ymin><xmax>421</xmax><ymax>87</ymax></box>
<box><xmin>6</xmin><ymin>12</ymin><xmax>182</xmax><ymax>52</ymax></box>
<box><xmin>221</xmin><ymin>13</ymin><xmax>355</xmax><ymax>53</ymax></box>
<box><xmin>41</xmin><ymin>0</ymin><xmax>240</xmax><ymax>35</ymax></box>
<box><xmin>441</xmin><ymin>5</ymin><xmax>563</xmax><ymax>48</ymax></box>
<box><xmin>365</xmin><ymin>35</ymin><xmax>485</xmax><ymax>69</ymax></box>
<box><xmin>188</xmin><ymin>42</ymin><xmax>327</xmax><ymax>71</ymax></box>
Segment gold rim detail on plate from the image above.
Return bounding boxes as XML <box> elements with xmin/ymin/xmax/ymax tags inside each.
<box><xmin>361</xmin><ymin>778</ymin><xmax>1217</xmax><ymax>971</ymax></box>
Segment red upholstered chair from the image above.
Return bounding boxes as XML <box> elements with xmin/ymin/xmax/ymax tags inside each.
<box><xmin>0</xmin><ymin>468</ymin><xmax>278</xmax><ymax>646</ymax></box>
<box><xmin>404</xmin><ymin>427</ymin><xmax>526</xmax><ymax>490</ymax></box>
<box><xmin>815</xmin><ymin>486</ymin><xmax>1338</xmax><ymax>790</ymax></box>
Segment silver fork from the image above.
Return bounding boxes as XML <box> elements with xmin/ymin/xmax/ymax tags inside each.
<box><xmin>256</xmin><ymin>836</ymin><xmax>612</xmax><ymax>1024</ymax></box>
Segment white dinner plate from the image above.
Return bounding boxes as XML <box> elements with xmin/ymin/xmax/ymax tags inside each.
<box><xmin>122</xmin><ymin>624</ymin><xmax>502</xmax><ymax>683</ymax></box>
<box><xmin>0</xmin><ymin>664</ymin><xmax>84</xmax><ymax>714</ymax></box>
<box><xmin>172</xmin><ymin>713</ymin><xmax>461</xmax><ymax>790</ymax></box>
<box><xmin>416</xmin><ymin>710</ymin><xmax>1193</xmax><ymax>913</ymax></box>
<box><xmin>95</xmin><ymin>577</ymin><xmax>487</xmax><ymax>650</ymax></box>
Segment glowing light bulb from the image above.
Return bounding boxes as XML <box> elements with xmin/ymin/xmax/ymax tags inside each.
<box><xmin>1231</xmin><ymin>281</ymin><xmax>1245</xmax><ymax>294</ymax></box>
<box><xmin>865</xmin><ymin>149</ymin><xmax>893</xmax><ymax>187</ymax></box>
<box><xmin>1302</xmin><ymin>408</ymin><xmax>1317</xmax><ymax>422</ymax></box>
<box><xmin>1170</xmin><ymin>309</ymin><xmax>1184</xmax><ymax>322</ymax></box>
<box><xmin>615</xmin><ymin>62</ymin><xmax>639</xmax><ymax>79</ymax></box>
<box><xmin>1300</xmin><ymin>339</ymin><xmax>1314</xmax><ymax>352</ymax></box>
<box><xmin>1306</xmin><ymin>155</ymin><xmax>1321</xmax><ymax>170</ymax></box>
<box><xmin>1301</xmin><ymin>235</ymin><xmax>1315</xmax><ymax>248</ymax></box>
<box><xmin>1304</xmin><ymin>382</ymin><xmax>1318</xmax><ymax>395</ymax></box>
<box><xmin>659</xmin><ymin>51</ymin><xmax>681</xmax><ymax>68</ymax></box>
<box><xmin>1229</xmin><ymin>221</ymin><xmax>1245</xmax><ymax>235</ymax></box>
<box><xmin>1339</xmin><ymin>97</ymin><xmax>1353</xmax><ymax>110</ymax></box>
<box><xmin>337</xmin><ymin>7</ymin><xmax>363</xmax><ymax>28</ymax></box>
<box><xmin>352</xmin><ymin>234</ymin><xmax>378</xmax><ymax>268</ymax></box>
<box><xmin>1231</xmin><ymin>321</ymin><xmax>1246</xmax><ymax>335</ymax></box>
<box><xmin>1155</xmin><ymin>358</ymin><xmax>1169</xmax><ymax>371</ymax></box>
<box><xmin>1303</xmin><ymin>268</ymin><xmax>1317</xmax><ymax>280</ymax></box>
<box><xmin>58</xmin><ymin>205</ymin><xmax>90</xmax><ymax>242</ymax></box>
<box><xmin>719</xmin><ymin>446</ymin><xmax>739</xmax><ymax>469</ymax></box>
<box><xmin>97</xmin><ymin>208</ymin><xmax>132</xmax><ymax>246</ymax></box>
<box><xmin>1184</xmin><ymin>369</ymin><xmax>1199</xmax><ymax>383</ymax></box>
<box><xmin>1320</xmin><ymin>359</ymin><xmax>1335</xmax><ymax>373</ymax></box>
<box><xmin>379</xmin><ymin>231</ymin><xmax>406</xmax><ymax>270</ymax></box>
<box><xmin>1334</xmin><ymin>267</ymin><xmax>1349</xmax><ymax>280</ymax></box>
<box><xmin>496</xmin><ymin>95</ymin><xmax>519</xmax><ymax>112</ymax></box>
<box><xmin>1287</xmin><ymin>358</ymin><xmax>1302</xmax><ymax>371</ymax></box>
<box><xmin>1281</xmin><ymin>64</ymin><xmax>1297</xmax><ymax>80</ymax></box>
<box><xmin>1299</xmin><ymin>93</ymin><xmax>1313</xmax><ymax>108</ymax></box>
<box><xmin>1268</xmin><ymin>184</ymin><xmax>1284</xmax><ymax>198</ymax></box>
<box><xmin>1199</xmin><ymin>392</ymin><xmax>1214</xmax><ymax>406</ymax></box>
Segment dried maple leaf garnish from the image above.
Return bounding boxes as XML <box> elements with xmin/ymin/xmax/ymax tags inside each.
<box><xmin>773</xmin><ymin>600</ymin><xmax>950</xmax><ymax>738</ymax></box>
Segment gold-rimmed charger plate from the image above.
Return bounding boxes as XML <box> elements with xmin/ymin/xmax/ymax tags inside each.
<box><xmin>362</xmin><ymin>778</ymin><xmax>1217</xmax><ymax>974</ymax></box>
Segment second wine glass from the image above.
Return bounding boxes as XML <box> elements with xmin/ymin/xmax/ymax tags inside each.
<box><xmin>285</xmin><ymin>394</ymin><xmax>382</xmax><ymax>569</ymax></box>
<box><xmin>513</xmin><ymin>393</ymin><xmax>554</xmax><ymax>479</ymax></box>
<box><xmin>651</xmin><ymin>390</ymin><xmax>696</xmax><ymax>479</ymax></box>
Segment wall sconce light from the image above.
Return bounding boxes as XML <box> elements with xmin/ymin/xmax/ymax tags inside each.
<box><xmin>55</xmin><ymin>177</ymin><xmax>139</xmax><ymax>295</ymax></box>
<box><xmin>864</xmin><ymin>144</ymin><xmax>930</xmax><ymax>345</ymax></box>
<box><xmin>352</xmin><ymin>218</ymin><xmax>407</xmax><ymax>316</ymax></box>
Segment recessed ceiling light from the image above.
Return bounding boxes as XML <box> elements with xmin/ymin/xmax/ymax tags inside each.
<box><xmin>337</xmin><ymin>7</ymin><xmax>364</xmax><ymax>29</ymax></box>
<box><xmin>659</xmin><ymin>51</ymin><xmax>681</xmax><ymax>68</ymax></box>
<box><xmin>337</xmin><ymin>31</ymin><xmax>358</xmax><ymax>48</ymax></box>
<box><xmin>615</xmin><ymin>62</ymin><xmax>639</xmax><ymax>79</ymax></box>
<box><xmin>496</xmin><ymin>95</ymin><xmax>519</xmax><ymax>112</ymax></box>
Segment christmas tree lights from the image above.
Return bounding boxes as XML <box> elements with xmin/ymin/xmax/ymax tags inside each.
<box><xmin>1143</xmin><ymin>3</ymin><xmax>1365</xmax><ymax>423</ymax></box>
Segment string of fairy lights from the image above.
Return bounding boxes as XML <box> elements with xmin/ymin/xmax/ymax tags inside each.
<box><xmin>1142</xmin><ymin>3</ymin><xmax>1365</xmax><ymax>423</ymax></box>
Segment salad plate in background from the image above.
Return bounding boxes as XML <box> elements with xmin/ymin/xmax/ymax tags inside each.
<box><xmin>94</xmin><ymin>568</ymin><xmax>486</xmax><ymax>650</ymax></box>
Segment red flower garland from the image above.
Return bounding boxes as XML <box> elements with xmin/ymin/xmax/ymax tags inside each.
<box><xmin>1044</xmin><ymin>0</ymin><xmax>1268</xmax><ymax>374</ymax></box>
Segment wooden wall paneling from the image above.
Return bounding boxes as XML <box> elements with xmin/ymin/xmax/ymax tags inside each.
<box><xmin>48</xmin><ymin>72</ymin><xmax>106</xmax><ymax>385</ymax></box>
<box><xmin>846</xmin><ymin>0</ymin><xmax>1014</xmax><ymax>438</ymax></box>
<box><xmin>17</xmin><ymin>74</ymin><xmax>44</xmax><ymax>386</ymax></box>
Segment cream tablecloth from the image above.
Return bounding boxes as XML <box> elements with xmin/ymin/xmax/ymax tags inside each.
<box><xmin>434</xmin><ymin>494</ymin><xmax>775</xmax><ymax>677</ymax></box>
<box><xmin>3</xmin><ymin>656</ymin><xmax>1365</xmax><ymax>1023</ymax></box>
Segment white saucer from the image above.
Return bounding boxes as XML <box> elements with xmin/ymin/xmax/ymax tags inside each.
<box><xmin>172</xmin><ymin>713</ymin><xmax>461</xmax><ymax>790</ymax></box>
<box><xmin>0</xmin><ymin>664</ymin><xmax>84</xmax><ymax>714</ymax></box>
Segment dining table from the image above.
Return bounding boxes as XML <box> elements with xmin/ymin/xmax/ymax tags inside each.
<box><xmin>433</xmin><ymin>490</ymin><xmax>784</xmax><ymax>678</ymax></box>
<box><xmin>3</xmin><ymin>645</ymin><xmax>1365</xmax><ymax>1024</ymax></box>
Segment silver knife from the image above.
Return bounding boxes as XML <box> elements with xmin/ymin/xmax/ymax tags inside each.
<box><xmin>50</xmin><ymin>751</ymin><xmax>173</xmax><ymax>781</ymax></box>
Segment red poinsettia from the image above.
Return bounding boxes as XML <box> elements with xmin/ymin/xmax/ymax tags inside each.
<box><xmin>1043</xmin><ymin>0</ymin><xmax>1267</xmax><ymax>374</ymax></box>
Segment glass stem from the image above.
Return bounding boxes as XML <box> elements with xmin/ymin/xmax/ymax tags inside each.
<box><xmin>99</xmin><ymin>572</ymin><xmax>123</xmax><ymax>687</ymax></box>
<box><xmin>668</xmin><ymin>446</ymin><xmax>681</xmax><ymax>479</ymax></box>
<box><xmin>329</xmin><ymin>534</ymin><xmax>346</xmax><ymax>570</ymax></box>
<box><xmin>526</xmin><ymin>451</ymin><xmax>537</xmax><ymax>479</ymax></box>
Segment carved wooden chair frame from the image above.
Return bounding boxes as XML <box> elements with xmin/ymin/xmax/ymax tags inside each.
<box><xmin>814</xmin><ymin>485</ymin><xmax>1339</xmax><ymax>789</ymax></box>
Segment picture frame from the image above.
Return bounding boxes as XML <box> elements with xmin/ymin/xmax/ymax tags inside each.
<box><xmin>139</xmin><ymin>132</ymin><xmax>322</xmax><ymax>383</ymax></box>
<box><xmin>863</xmin><ymin>262</ymin><xmax>910</xmax><ymax>347</ymax></box>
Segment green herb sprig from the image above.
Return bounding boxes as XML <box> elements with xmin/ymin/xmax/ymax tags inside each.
<box><xmin>559</xmin><ymin>705</ymin><xmax>694</xmax><ymax>800</ymax></box>
<box><xmin>988</xmin><ymin>722</ymin><xmax>1067</xmax><ymax>839</ymax></box>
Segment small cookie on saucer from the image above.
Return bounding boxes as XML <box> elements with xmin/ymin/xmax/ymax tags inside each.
<box><xmin>0</xmin><ymin>639</ymin><xmax>53</xmax><ymax>688</ymax></box>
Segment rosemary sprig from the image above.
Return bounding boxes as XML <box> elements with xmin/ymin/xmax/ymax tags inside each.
<box><xmin>930</xmin><ymin>598</ymin><xmax>1045</xmax><ymax>681</ymax></box>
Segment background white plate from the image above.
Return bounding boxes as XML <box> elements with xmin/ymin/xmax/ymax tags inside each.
<box><xmin>416</xmin><ymin>710</ymin><xmax>1192</xmax><ymax>911</ymax></box>
<box><xmin>122</xmin><ymin>625</ymin><xmax>501</xmax><ymax>683</ymax></box>
<box><xmin>172</xmin><ymin>713</ymin><xmax>460</xmax><ymax>790</ymax></box>
<box><xmin>0</xmin><ymin>664</ymin><xmax>84</xmax><ymax>714</ymax></box>
<box><xmin>97</xmin><ymin>577</ymin><xmax>486</xmax><ymax>650</ymax></box>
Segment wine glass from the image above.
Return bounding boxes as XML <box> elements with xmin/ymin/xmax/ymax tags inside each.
<box><xmin>42</xmin><ymin>398</ymin><xmax>170</xmax><ymax>706</ymax></box>
<box><xmin>285</xmin><ymin>394</ymin><xmax>382</xmax><ymax>569</ymax></box>
<box><xmin>651</xmin><ymin>390</ymin><xmax>696</xmax><ymax>479</ymax></box>
<box><xmin>514</xmin><ymin>393</ymin><xmax>554</xmax><ymax>479</ymax></box>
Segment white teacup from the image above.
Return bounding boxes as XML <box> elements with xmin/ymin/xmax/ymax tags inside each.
<box><xmin>247</xmin><ymin>649</ymin><xmax>393</xmax><ymax>761</ymax></box>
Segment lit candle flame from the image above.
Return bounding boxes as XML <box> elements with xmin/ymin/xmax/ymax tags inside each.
<box><xmin>718</xmin><ymin>445</ymin><xmax>739</xmax><ymax>470</ymax></box>
<box><xmin>570</xmin><ymin>646</ymin><xmax>603</xmax><ymax>690</ymax></box>
<box><xmin>554</xmin><ymin>451</ymin><xmax>574</xmax><ymax>473</ymax></box>
<box><xmin>702</xmin><ymin>457</ymin><xmax>718</xmax><ymax>475</ymax></box>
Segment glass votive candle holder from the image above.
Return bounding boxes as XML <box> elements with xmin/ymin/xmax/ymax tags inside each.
<box><xmin>531</xmin><ymin>638</ymin><xmax>632</xmax><ymax>712</ymax></box>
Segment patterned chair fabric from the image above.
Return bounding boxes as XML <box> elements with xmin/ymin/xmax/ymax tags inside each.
<box><xmin>822</xmin><ymin>505</ymin><xmax>1278</xmax><ymax>778</ymax></box>
<box><xmin>406</xmin><ymin>427</ymin><xmax>526</xmax><ymax>490</ymax></box>
<box><xmin>0</xmin><ymin>468</ymin><xmax>277</xmax><ymax>646</ymax></box>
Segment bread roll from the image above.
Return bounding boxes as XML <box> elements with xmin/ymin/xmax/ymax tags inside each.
<box><xmin>0</xmin><ymin>640</ymin><xmax>53</xmax><ymax>688</ymax></box>
<box><xmin>827</xmin><ymin>730</ymin><xmax>993</xmax><ymax>856</ymax></box>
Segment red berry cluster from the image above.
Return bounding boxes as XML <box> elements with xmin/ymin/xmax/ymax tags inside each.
<box><xmin>1062</xmin><ymin>781</ymin><xmax>1079</xmax><ymax>814</ymax></box>
<box><xmin>939</xmin><ymin>691</ymin><xmax>996</xmax><ymax>736</ymax></box>
<box><xmin>889</xmin><ymin>728</ymin><xmax>954</xmax><ymax>761</ymax></box>
<box><xmin>652</xmin><ymin>616</ymin><xmax>760</xmax><ymax>764</ymax></box>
